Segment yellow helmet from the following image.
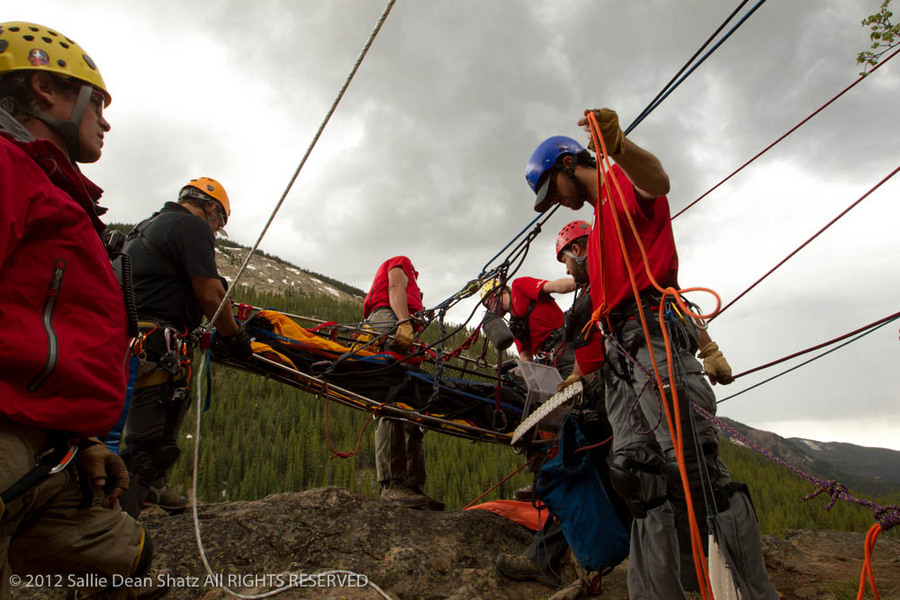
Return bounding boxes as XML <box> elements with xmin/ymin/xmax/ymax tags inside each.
<box><xmin>0</xmin><ymin>22</ymin><xmax>110</xmax><ymax>106</ymax></box>
<box><xmin>480</xmin><ymin>278</ymin><xmax>505</xmax><ymax>304</ymax></box>
<box><xmin>179</xmin><ymin>177</ymin><xmax>231</xmax><ymax>224</ymax></box>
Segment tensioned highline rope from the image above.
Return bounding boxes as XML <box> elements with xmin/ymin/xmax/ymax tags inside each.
<box><xmin>626</xmin><ymin>0</ymin><xmax>755</xmax><ymax>133</ymax></box>
<box><xmin>625</xmin><ymin>0</ymin><xmax>769</xmax><ymax>134</ymax></box>
<box><xmin>714</xmin><ymin>164</ymin><xmax>900</xmax><ymax>319</ymax></box>
<box><xmin>672</xmin><ymin>45</ymin><xmax>900</xmax><ymax>220</ymax></box>
<box><xmin>206</xmin><ymin>0</ymin><xmax>398</xmax><ymax>331</ymax></box>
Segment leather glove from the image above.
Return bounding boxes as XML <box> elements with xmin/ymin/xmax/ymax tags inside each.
<box><xmin>77</xmin><ymin>438</ymin><xmax>129</xmax><ymax>508</ymax></box>
<box><xmin>558</xmin><ymin>372</ymin><xmax>582</xmax><ymax>393</ymax></box>
<box><xmin>393</xmin><ymin>321</ymin><xmax>415</xmax><ymax>352</ymax></box>
<box><xmin>213</xmin><ymin>330</ymin><xmax>254</xmax><ymax>360</ymax></box>
<box><xmin>698</xmin><ymin>341</ymin><xmax>733</xmax><ymax>385</ymax></box>
<box><xmin>584</xmin><ymin>108</ymin><xmax>625</xmax><ymax>156</ymax></box>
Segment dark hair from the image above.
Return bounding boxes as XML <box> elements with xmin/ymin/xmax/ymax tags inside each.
<box><xmin>574</xmin><ymin>149</ymin><xmax>597</xmax><ymax>169</ymax></box>
<box><xmin>0</xmin><ymin>72</ymin><xmax>33</xmax><ymax>119</ymax></box>
<box><xmin>178</xmin><ymin>194</ymin><xmax>224</xmax><ymax>219</ymax></box>
<box><xmin>0</xmin><ymin>71</ymin><xmax>76</xmax><ymax>121</ymax></box>
<box><xmin>563</xmin><ymin>235</ymin><xmax>589</xmax><ymax>257</ymax></box>
<box><xmin>551</xmin><ymin>149</ymin><xmax>596</xmax><ymax>174</ymax></box>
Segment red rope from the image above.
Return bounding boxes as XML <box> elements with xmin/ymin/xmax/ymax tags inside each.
<box><xmin>573</xmin><ymin>434</ymin><xmax>614</xmax><ymax>454</ymax></box>
<box><xmin>463</xmin><ymin>453</ymin><xmax>542</xmax><ymax>510</ymax></box>
<box><xmin>672</xmin><ymin>45</ymin><xmax>900</xmax><ymax>220</ymax></box>
<box><xmin>733</xmin><ymin>310</ymin><xmax>900</xmax><ymax>380</ymax></box>
<box><xmin>714</xmin><ymin>164</ymin><xmax>900</xmax><ymax>320</ymax></box>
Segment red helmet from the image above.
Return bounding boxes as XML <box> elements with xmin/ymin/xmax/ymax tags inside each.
<box><xmin>556</xmin><ymin>220</ymin><xmax>590</xmax><ymax>262</ymax></box>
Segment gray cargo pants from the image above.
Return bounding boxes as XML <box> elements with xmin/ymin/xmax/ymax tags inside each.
<box><xmin>605</xmin><ymin>315</ymin><xmax>777</xmax><ymax>599</ymax></box>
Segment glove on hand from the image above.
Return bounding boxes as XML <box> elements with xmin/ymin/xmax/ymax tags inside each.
<box><xmin>698</xmin><ymin>341</ymin><xmax>733</xmax><ymax>385</ymax></box>
<box><xmin>77</xmin><ymin>438</ymin><xmax>129</xmax><ymax>508</ymax></box>
<box><xmin>213</xmin><ymin>330</ymin><xmax>253</xmax><ymax>360</ymax></box>
<box><xmin>557</xmin><ymin>372</ymin><xmax>582</xmax><ymax>393</ymax></box>
<box><xmin>585</xmin><ymin>108</ymin><xmax>625</xmax><ymax>156</ymax></box>
<box><xmin>393</xmin><ymin>321</ymin><xmax>415</xmax><ymax>352</ymax></box>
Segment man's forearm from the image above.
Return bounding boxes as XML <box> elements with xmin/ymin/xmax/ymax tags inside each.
<box><xmin>614</xmin><ymin>138</ymin><xmax>670</xmax><ymax>199</ymax></box>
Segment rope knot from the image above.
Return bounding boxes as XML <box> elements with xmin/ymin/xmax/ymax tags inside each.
<box><xmin>874</xmin><ymin>505</ymin><xmax>900</xmax><ymax>531</ymax></box>
<box><xmin>804</xmin><ymin>480</ymin><xmax>847</xmax><ymax>511</ymax></box>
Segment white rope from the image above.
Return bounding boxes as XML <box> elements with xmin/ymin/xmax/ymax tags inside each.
<box><xmin>191</xmin><ymin>352</ymin><xmax>396</xmax><ymax>600</ymax></box>
<box><xmin>206</xmin><ymin>0</ymin><xmax>398</xmax><ymax>329</ymax></box>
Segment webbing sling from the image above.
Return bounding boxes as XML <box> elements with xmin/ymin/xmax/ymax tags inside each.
<box><xmin>0</xmin><ymin>439</ymin><xmax>78</xmax><ymax>505</ymax></box>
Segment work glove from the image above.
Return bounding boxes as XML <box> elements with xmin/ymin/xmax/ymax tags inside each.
<box><xmin>698</xmin><ymin>341</ymin><xmax>733</xmax><ymax>385</ymax></box>
<box><xmin>212</xmin><ymin>330</ymin><xmax>254</xmax><ymax>360</ymax></box>
<box><xmin>583</xmin><ymin>108</ymin><xmax>625</xmax><ymax>156</ymax></box>
<box><xmin>77</xmin><ymin>438</ymin><xmax>129</xmax><ymax>508</ymax></box>
<box><xmin>558</xmin><ymin>372</ymin><xmax>582</xmax><ymax>393</ymax></box>
<box><xmin>393</xmin><ymin>321</ymin><xmax>415</xmax><ymax>352</ymax></box>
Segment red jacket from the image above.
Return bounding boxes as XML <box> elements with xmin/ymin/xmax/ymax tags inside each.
<box><xmin>0</xmin><ymin>132</ymin><xmax>128</xmax><ymax>437</ymax></box>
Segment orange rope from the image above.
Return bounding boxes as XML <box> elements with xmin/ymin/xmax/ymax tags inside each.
<box><xmin>857</xmin><ymin>523</ymin><xmax>882</xmax><ymax>600</ymax></box>
<box><xmin>586</xmin><ymin>112</ymin><xmax>724</xmax><ymax>599</ymax></box>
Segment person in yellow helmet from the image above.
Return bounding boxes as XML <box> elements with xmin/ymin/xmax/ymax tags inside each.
<box><xmin>0</xmin><ymin>22</ymin><xmax>160</xmax><ymax>599</ymax></box>
<box><xmin>116</xmin><ymin>177</ymin><xmax>251</xmax><ymax>518</ymax></box>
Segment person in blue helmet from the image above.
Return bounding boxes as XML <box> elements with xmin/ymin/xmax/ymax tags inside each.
<box><xmin>524</xmin><ymin>108</ymin><xmax>776</xmax><ymax>600</ymax></box>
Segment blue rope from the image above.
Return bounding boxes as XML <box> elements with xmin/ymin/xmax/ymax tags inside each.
<box><xmin>625</xmin><ymin>0</ymin><xmax>769</xmax><ymax>135</ymax></box>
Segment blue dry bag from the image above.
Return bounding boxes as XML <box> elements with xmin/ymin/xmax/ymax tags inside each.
<box><xmin>536</xmin><ymin>413</ymin><xmax>630</xmax><ymax>571</ymax></box>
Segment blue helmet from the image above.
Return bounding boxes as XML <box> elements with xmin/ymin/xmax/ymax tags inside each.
<box><xmin>526</xmin><ymin>136</ymin><xmax>586</xmax><ymax>212</ymax></box>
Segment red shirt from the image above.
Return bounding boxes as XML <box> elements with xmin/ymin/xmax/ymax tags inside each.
<box><xmin>363</xmin><ymin>256</ymin><xmax>424</xmax><ymax>319</ymax></box>
<box><xmin>574</xmin><ymin>333</ymin><xmax>605</xmax><ymax>376</ymax></box>
<box><xmin>0</xmin><ymin>134</ymin><xmax>129</xmax><ymax>437</ymax></box>
<box><xmin>588</xmin><ymin>164</ymin><xmax>679</xmax><ymax>313</ymax></box>
<box><xmin>510</xmin><ymin>277</ymin><xmax>564</xmax><ymax>355</ymax></box>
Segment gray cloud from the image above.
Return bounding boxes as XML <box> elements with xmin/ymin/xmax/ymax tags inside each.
<box><xmin>27</xmin><ymin>0</ymin><xmax>900</xmax><ymax>449</ymax></box>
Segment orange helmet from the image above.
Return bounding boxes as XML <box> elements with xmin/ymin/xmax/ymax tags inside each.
<box><xmin>0</xmin><ymin>22</ymin><xmax>110</xmax><ymax>106</ymax></box>
<box><xmin>179</xmin><ymin>177</ymin><xmax>231</xmax><ymax>224</ymax></box>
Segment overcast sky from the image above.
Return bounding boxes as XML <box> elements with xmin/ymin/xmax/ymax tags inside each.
<box><xmin>17</xmin><ymin>1</ymin><xmax>900</xmax><ymax>451</ymax></box>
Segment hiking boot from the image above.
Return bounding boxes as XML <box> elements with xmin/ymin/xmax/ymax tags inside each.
<box><xmin>380</xmin><ymin>481</ymin><xmax>428</xmax><ymax>509</ymax></box>
<box><xmin>144</xmin><ymin>479</ymin><xmax>188</xmax><ymax>514</ymax></box>
<box><xmin>408</xmin><ymin>485</ymin><xmax>445</xmax><ymax>511</ymax></box>
<box><xmin>513</xmin><ymin>483</ymin><xmax>534</xmax><ymax>502</ymax></box>
<box><xmin>495</xmin><ymin>552</ymin><xmax>546</xmax><ymax>583</ymax></box>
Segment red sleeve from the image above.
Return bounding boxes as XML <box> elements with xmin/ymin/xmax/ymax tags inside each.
<box><xmin>510</xmin><ymin>277</ymin><xmax>548</xmax><ymax>317</ymax></box>
<box><xmin>385</xmin><ymin>256</ymin><xmax>414</xmax><ymax>277</ymax></box>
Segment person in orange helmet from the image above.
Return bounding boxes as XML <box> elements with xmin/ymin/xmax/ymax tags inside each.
<box><xmin>117</xmin><ymin>177</ymin><xmax>252</xmax><ymax>518</ymax></box>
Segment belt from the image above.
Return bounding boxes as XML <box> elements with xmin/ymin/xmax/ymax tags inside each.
<box><xmin>606</xmin><ymin>290</ymin><xmax>664</xmax><ymax>332</ymax></box>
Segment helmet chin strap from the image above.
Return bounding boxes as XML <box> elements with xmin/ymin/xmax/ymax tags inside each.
<box><xmin>561</xmin><ymin>155</ymin><xmax>593</xmax><ymax>207</ymax></box>
<box><xmin>563</xmin><ymin>249</ymin><xmax>587</xmax><ymax>266</ymax></box>
<box><xmin>26</xmin><ymin>84</ymin><xmax>93</xmax><ymax>162</ymax></box>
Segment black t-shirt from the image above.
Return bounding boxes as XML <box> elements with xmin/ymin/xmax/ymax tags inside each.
<box><xmin>124</xmin><ymin>202</ymin><xmax>219</xmax><ymax>330</ymax></box>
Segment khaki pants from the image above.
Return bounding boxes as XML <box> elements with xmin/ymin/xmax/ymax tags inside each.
<box><xmin>0</xmin><ymin>421</ymin><xmax>146</xmax><ymax>599</ymax></box>
<box><xmin>366</xmin><ymin>307</ymin><xmax>427</xmax><ymax>486</ymax></box>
